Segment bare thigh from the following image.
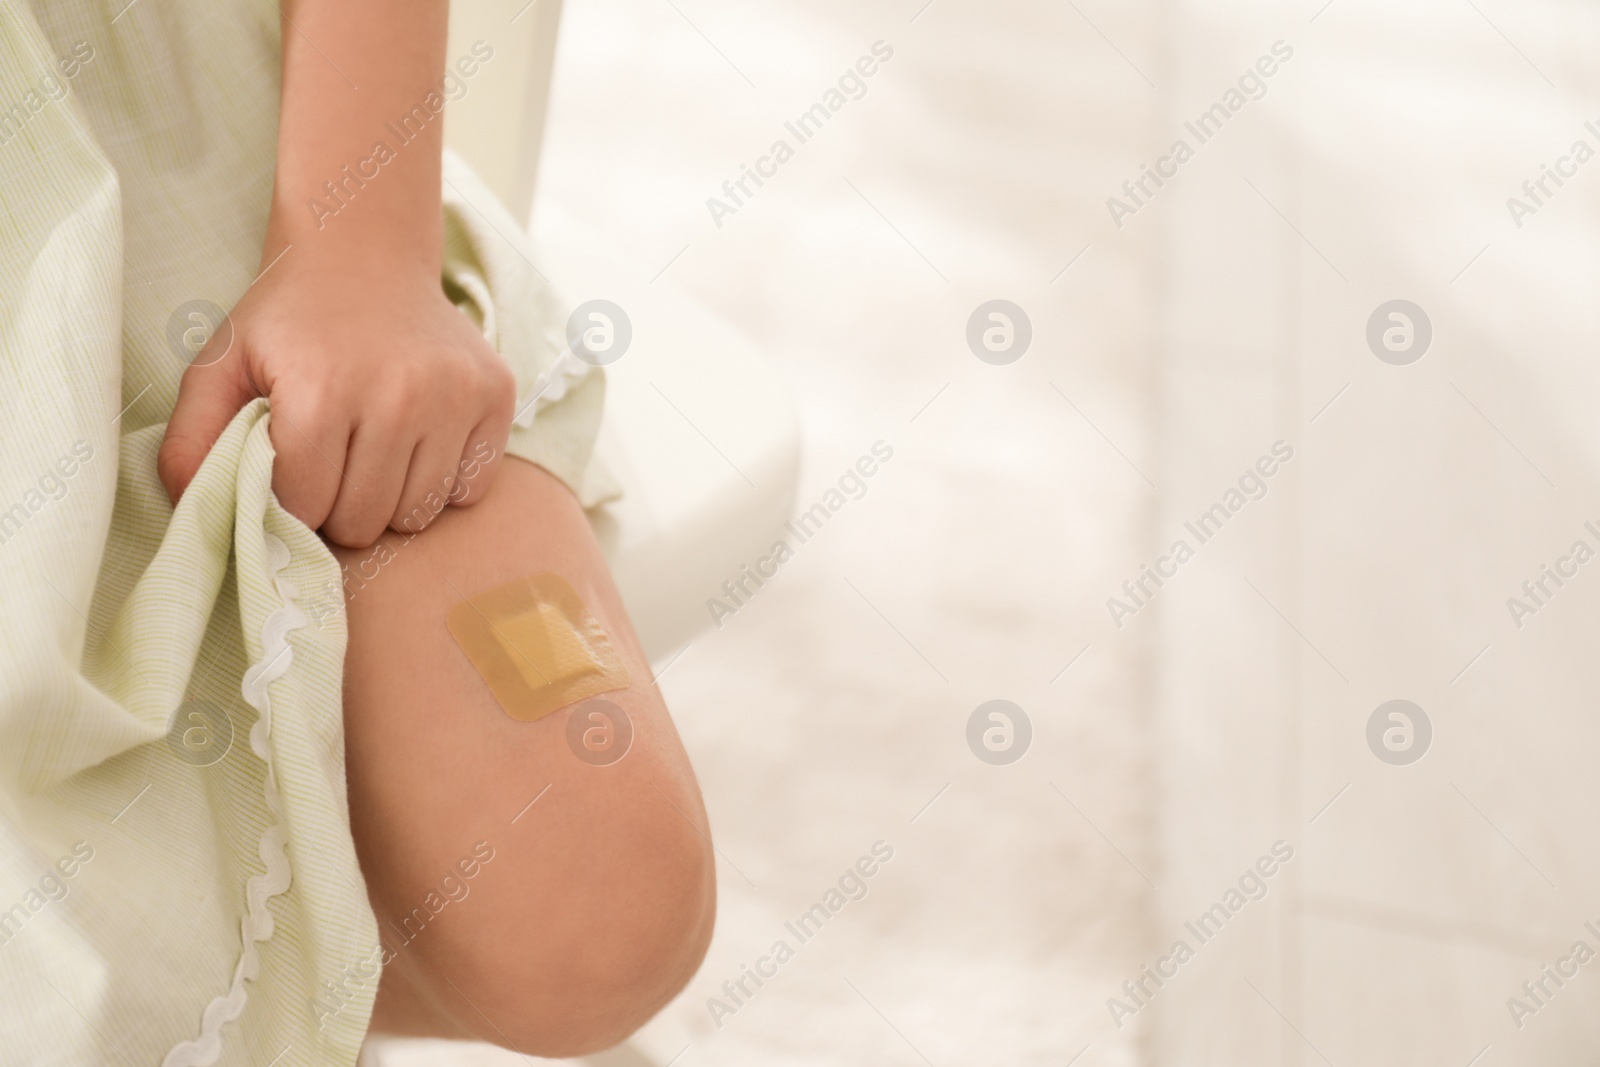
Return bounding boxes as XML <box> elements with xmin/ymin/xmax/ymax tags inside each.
<box><xmin>329</xmin><ymin>457</ymin><xmax>715</xmax><ymax>1056</ymax></box>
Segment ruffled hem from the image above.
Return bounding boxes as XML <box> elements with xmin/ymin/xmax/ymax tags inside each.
<box><xmin>161</xmin><ymin>533</ymin><xmax>305</xmax><ymax>1067</ymax></box>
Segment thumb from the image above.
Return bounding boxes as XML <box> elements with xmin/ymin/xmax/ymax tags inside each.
<box><xmin>157</xmin><ymin>332</ymin><xmax>259</xmax><ymax>505</ymax></box>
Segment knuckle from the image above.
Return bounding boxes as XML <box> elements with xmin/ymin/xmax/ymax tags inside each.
<box><xmin>481</xmin><ymin>359</ymin><xmax>517</xmax><ymax>412</ymax></box>
<box><xmin>451</xmin><ymin>462</ymin><xmax>498</xmax><ymax>508</ymax></box>
<box><xmin>384</xmin><ymin>370</ymin><xmax>423</xmax><ymax>412</ymax></box>
<box><xmin>277</xmin><ymin>388</ymin><xmax>327</xmax><ymax>432</ymax></box>
<box><xmin>324</xmin><ymin>511</ymin><xmax>383</xmax><ymax>551</ymax></box>
<box><xmin>391</xmin><ymin>495</ymin><xmax>437</xmax><ymax>537</ymax></box>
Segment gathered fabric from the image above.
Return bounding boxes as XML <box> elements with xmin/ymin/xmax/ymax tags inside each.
<box><xmin>0</xmin><ymin>2</ymin><xmax>604</xmax><ymax>1063</ymax></box>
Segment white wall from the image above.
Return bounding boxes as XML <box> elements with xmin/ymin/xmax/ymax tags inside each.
<box><xmin>531</xmin><ymin>1</ymin><xmax>1163</xmax><ymax>1064</ymax></box>
<box><xmin>1155</xmin><ymin>1</ymin><xmax>1600</xmax><ymax>1063</ymax></box>
<box><xmin>411</xmin><ymin>1</ymin><xmax>1600</xmax><ymax>1064</ymax></box>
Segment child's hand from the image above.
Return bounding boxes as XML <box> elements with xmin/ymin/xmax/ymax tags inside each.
<box><xmin>157</xmin><ymin>254</ymin><xmax>516</xmax><ymax>549</ymax></box>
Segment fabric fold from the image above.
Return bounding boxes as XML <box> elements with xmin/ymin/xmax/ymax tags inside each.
<box><xmin>0</xmin><ymin>2</ymin><xmax>607</xmax><ymax>1062</ymax></box>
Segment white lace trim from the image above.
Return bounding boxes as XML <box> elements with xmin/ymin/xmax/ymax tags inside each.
<box><xmin>513</xmin><ymin>348</ymin><xmax>593</xmax><ymax>428</ymax></box>
<box><xmin>162</xmin><ymin>533</ymin><xmax>304</xmax><ymax>1067</ymax></box>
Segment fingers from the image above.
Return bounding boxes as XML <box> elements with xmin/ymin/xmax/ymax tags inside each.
<box><xmin>276</xmin><ymin>371</ymin><xmax>512</xmax><ymax>547</ymax></box>
<box><xmin>175</xmin><ymin>317</ymin><xmax>518</xmax><ymax>547</ymax></box>
<box><xmin>322</xmin><ymin>419</ymin><xmax>412</xmax><ymax>548</ymax></box>
<box><xmin>386</xmin><ymin>363</ymin><xmax>514</xmax><ymax>533</ymax></box>
<box><xmin>157</xmin><ymin>333</ymin><xmax>259</xmax><ymax>505</ymax></box>
<box><xmin>267</xmin><ymin>394</ymin><xmax>351</xmax><ymax>534</ymax></box>
<box><xmin>390</xmin><ymin>430</ymin><xmax>469</xmax><ymax>538</ymax></box>
<box><xmin>447</xmin><ymin>409</ymin><xmax>512</xmax><ymax>509</ymax></box>
<box><xmin>312</xmin><ymin>408</ymin><xmax>510</xmax><ymax>548</ymax></box>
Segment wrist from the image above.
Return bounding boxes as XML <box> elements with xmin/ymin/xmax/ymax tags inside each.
<box><xmin>264</xmin><ymin>0</ymin><xmax>451</xmax><ymax>289</ymax></box>
<box><xmin>262</xmin><ymin>186</ymin><xmax>443</xmax><ymax>286</ymax></box>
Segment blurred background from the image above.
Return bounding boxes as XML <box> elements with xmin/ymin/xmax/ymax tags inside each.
<box><xmin>375</xmin><ymin>0</ymin><xmax>1600</xmax><ymax>1063</ymax></box>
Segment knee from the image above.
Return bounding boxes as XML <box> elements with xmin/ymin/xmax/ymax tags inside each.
<box><xmin>412</xmin><ymin>763</ymin><xmax>717</xmax><ymax>1057</ymax></box>
<box><xmin>541</xmin><ymin>820</ymin><xmax>716</xmax><ymax>1054</ymax></box>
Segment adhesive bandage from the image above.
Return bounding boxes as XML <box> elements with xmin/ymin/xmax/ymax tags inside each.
<box><xmin>447</xmin><ymin>574</ymin><xmax>629</xmax><ymax>722</ymax></box>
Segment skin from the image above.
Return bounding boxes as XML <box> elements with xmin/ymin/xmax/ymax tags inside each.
<box><xmin>335</xmin><ymin>458</ymin><xmax>715</xmax><ymax>1054</ymax></box>
<box><xmin>158</xmin><ymin>0</ymin><xmax>508</xmax><ymax>546</ymax></box>
<box><xmin>155</xmin><ymin>0</ymin><xmax>715</xmax><ymax>1053</ymax></box>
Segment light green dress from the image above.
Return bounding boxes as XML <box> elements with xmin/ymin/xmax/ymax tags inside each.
<box><xmin>0</xmin><ymin>2</ymin><xmax>604</xmax><ymax>1063</ymax></box>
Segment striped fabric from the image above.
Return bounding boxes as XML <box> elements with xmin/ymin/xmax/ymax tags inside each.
<box><xmin>0</xmin><ymin>2</ymin><xmax>604</xmax><ymax>1063</ymax></box>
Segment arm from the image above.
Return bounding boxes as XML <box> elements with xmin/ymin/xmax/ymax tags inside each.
<box><xmin>270</xmin><ymin>0</ymin><xmax>448</xmax><ymax>278</ymax></box>
<box><xmin>159</xmin><ymin>0</ymin><xmax>515</xmax><ymax>548</ymax></box>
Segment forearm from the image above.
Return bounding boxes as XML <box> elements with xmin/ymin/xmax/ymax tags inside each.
<box><xmin>267</xmin><ymin>0</ymin><xmax>449</xmax><ymax>278</ymax></box>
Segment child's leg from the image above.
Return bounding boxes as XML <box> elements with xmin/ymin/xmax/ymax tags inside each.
<box><xmin>329</xmin><ymin>457</ymin><xmax>715</xmax><ymax>1056</ymax></box>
